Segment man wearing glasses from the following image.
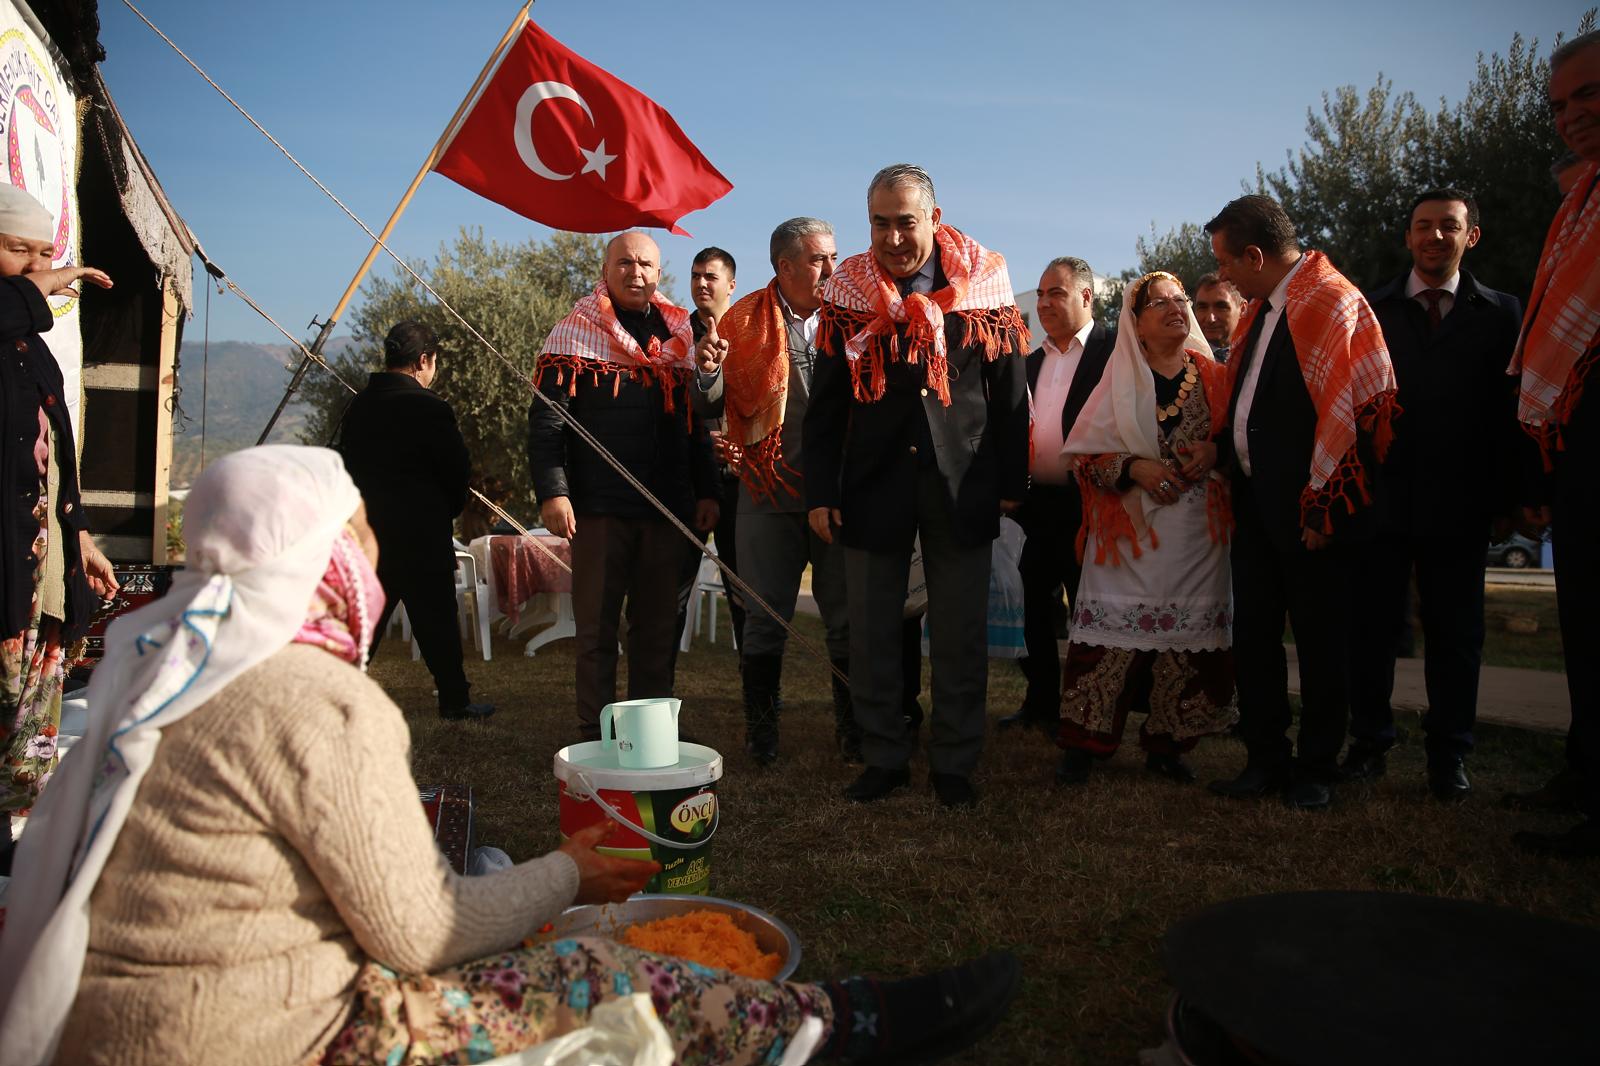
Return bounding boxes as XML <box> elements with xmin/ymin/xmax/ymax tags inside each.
<box><xmin>695</xmin><ymin>218</ymin><xmax>850</xmax><ymax>766</ymax></box>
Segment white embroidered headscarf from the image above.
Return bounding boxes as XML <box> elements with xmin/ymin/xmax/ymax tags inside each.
<box><xmin>1063</xmin><ymin>272</ymin><xmax>1212</xmax><ymax>526</ymax></box>
<box><xmin>0</xmin><ymin>445</ymin><xmax>363</xmax><ymax>1066</ymax></box>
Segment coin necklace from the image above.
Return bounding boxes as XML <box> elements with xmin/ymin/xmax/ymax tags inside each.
<box><xmin>1157</xmin><ymin>354</ymin><xmax>1199</xmax><ymax>422</ymax></box>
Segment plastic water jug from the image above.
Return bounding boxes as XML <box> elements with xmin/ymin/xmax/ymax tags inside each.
<box><xmin>600</xmin><ymin>697</ymin><xmax>681</xmax><ymax>769</ymax></box>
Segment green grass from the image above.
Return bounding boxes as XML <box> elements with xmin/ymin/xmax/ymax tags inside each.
<box><xmin>376</xmin><ymin>612</ymin><xmax>1589</xmax><ymax>1066</ymax></box>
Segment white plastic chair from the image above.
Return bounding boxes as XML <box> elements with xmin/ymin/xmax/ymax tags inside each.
<box><xmin>454</xmin><ymin>551</ymin><xmax>493</xmax><ymax>661</ymax></box>
<box><xmin>679</xmin><ymin>552</ymin><xmax>731</xmax><ymax>651</ymax></box>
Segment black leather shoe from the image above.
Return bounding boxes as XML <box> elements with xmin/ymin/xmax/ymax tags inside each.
<box><xmin>1513</xmin><ymin>819</ymin><xmax>1600</xmax><ymax>859</ymax></box>
<box><xmin>997</xmin><ymin>706</ymin><xmax>1056</xmax><ymax>734</ymax></box>
<box><xmin>1503</xmin><ymin>769</ymin><xmax>1582</xmax><ymax>812</ymax></box>
<box><xmin>1055</xmin><ymin>748</ymin><xmax>1093</xmax><ymax>785</ymax></box>
<box><xmin>440</xmin><ymin>701</ymin><xmax>496</xmax><ymax>721</ymax></box>
<box><xmin>931</xmin><ymin>772</ymin><xmax>978</xmax><ymax>809</ymax></box>
<box><xmin>1145</xmin><ymin>752</ymin><xmax>1196</xmax><ymax>784</ymax></box>
<box><xmin>1283</xmin><ymin>777</ymin><xmax>1332</xmax><ymax>810</ymax></box>
<box><xmin>1339</xmin><ymin>740</ymin><xmax>1390</xmax><ymax>782</ymax></box>
<box><xmin>1427</xmin><ymin>756</ymin><xmax>1472</xmax><ymax>802</ymax></box>
<box><xmin>844</xmin><ymin>764</ymin><xmax>911</xmax><ymax>803</ymax></box>
<box><xmin>1208</xmin><ymin>763</ymin><xmax>1289</xmax><ymax>799</ymax></box>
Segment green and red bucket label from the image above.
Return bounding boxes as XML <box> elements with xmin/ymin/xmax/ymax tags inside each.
<box><xmin>559</xmin><ymin>779</ymin><xmax>718</xmax><ymax>895</ymax></box>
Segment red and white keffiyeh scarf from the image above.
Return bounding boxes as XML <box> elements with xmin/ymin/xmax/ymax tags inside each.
<box><xmin>534</xmin><ymin>282</ymin><xmax>695</xmax><ymax>409</ymax></box>
<box><xmin>1509</xmin><ymin>162</ymin><xmax>1600</xmax><ymax>466</ymax></box>
<box><xmin>817</xmin><ymin>225</ymin><xmax>1028</xmax><ymax>405</ymax></box>
<box><xmin>1224</xmin><ymin>251</ymin><xmax>1398</xmax><ymax>532</ymax></box>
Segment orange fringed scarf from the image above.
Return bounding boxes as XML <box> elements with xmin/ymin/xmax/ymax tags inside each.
<box><xmin>1223</xmin><ymin>251</ymin><xmax>1397</xmax><ymax>532</ymax></box>
<box><xmin>816</xmin><ymin>225</ymin><xmax>1028</xmax><ymax>404</ymax></box>
<box><xmin>533</xmin><ymin>282</ymin><xmax>695</xmax><ymax>413</ymax></box>
<box><xmin>1074</xmin><ymin>355</ymin><xmax>1234</xmax><ymax>568</ymax></box>
<box><xmin>1509</xmin><ymin>162</ymin><xmax>1600</xmax><ymax>468</ymax></box>
<box><xmin>718</xmin><ymin>281</ymin><xmax>800</xmax><ymax>504</ymax></box>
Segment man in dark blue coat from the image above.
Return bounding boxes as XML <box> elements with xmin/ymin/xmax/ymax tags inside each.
<box><xmin>1341</xmin><ymin>188</ymin><xmax>1525</xmax><ymax>799</ymax></box>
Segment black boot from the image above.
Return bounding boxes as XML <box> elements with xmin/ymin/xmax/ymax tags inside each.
<box><xmin>823</xmin><ymin>951</ymin><xmax>1021</xmax><ymax>1064</ymax></box>
<box><xmin>741</xmin><ymin>653</ymin><xmax>782</xmax><ymax>766</ymax></box>
<box><xmin>830</xmin><ymin>658</ymin><xmax>862</xmax><ymax>764</ymax></box>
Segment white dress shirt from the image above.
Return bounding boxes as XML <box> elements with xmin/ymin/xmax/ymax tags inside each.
<box><xmin>1405</xmin><ymin>268</ymin><xmax>1459</xmax><ymax>320</ymax></box>
<box><xmin>1032</xmin><ymin>320</ymin><xmax>1094</xmax><ymax>484</ymax></box>
<box><xmin>1233</xmin><ymin>253</ymin><xmax>1307</xmax><ymax>477</ymax></box>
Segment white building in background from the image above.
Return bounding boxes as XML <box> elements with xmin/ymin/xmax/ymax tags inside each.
<box><xmin>1013</xmin><ymin>273</ymin><xmax>1119</xmax><ymax>350</ymax></box>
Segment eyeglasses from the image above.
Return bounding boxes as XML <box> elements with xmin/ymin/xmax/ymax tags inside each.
<box><xmin>1144</xmin><ymin>296</ymin><xmax>1191</xmax><ymax>313</ymax></box>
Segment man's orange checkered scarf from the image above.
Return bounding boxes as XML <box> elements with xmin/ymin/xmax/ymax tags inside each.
<box><xmin>534</xmin><ymin>282</ymin><xmax>695</xmax><ymax>411</ymax></box>
<box><xmin>1225</xmin><ymin>251</ymin><xmax>1397</xmax><ymax>532</ymax></box>
<box><xmin>719</xmin><ymin>280</ymin><xmax>799</xmax><ymax>504</ymax></box>
<box><xmin>1509</xmin><ymin>162</ymin><xmax>1600</xmax><ymax>468</ymax></box>
<box><xmin>816</xmin><ymin>225</ymin><xmax>1027</xmax><ymax>404</ymax></box>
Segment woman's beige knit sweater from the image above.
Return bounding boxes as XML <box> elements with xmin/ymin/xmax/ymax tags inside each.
<box><xmin>56</xmin><ymin>644</ymin><xmax>578</xmax><ymax>1065</ymax></box>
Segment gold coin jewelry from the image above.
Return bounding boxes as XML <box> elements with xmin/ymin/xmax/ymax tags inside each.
<box><xmin>1157</xmin><ymin>354</ymin><xmax>1198</xmax><ymax>422</ymax></box>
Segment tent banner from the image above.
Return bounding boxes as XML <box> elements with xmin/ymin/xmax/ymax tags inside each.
<box><xmin>0</xmin><ymin>3</ymin><xmax>81</xmax><ymax>438</ymax></box>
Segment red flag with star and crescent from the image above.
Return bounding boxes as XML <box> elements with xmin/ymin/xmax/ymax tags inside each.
<box><xmin>434</xmin><ymin>20</ymin><xmax>731</xmax><ymax>236</ymax></box>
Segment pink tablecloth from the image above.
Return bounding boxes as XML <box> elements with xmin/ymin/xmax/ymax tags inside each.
<box><xmin>489</xmin><ymin>535</ymin><xmax>572</xmax><ymax>621</ymax></box>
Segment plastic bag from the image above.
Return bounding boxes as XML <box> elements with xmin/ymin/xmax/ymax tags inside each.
<box><xmin>490</xmin><ymin>994</ymin><xmax>672</xmax><ymax>1066</ymax></box>
<box><xmin>987</xmin><ymin>518</ymin><xmax>1027</xmax><ymax>659</ymax></box>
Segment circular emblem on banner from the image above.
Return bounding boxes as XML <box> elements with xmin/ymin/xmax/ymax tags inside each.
<box><xmin>0</xmin><ymin>29</ymin><xmax>74</xmax><ymax>317</ymax></box>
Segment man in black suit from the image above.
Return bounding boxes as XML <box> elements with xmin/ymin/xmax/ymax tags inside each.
<box><xmin>338</xmin><ymin>320</ymin><xmax>493</xmax><ymax>719</ymax></box>
<box><xmin>804</xmin><ymin>163</ymin><xmax>1030</xmax><ymax>808</ymax></box>
<box><xmin>1343</xmin><ymin>188</ymin><xmax>1525</xmax><ymax>800</ymax></box>
<box><xmin>1204</xmin><ymin>195</ymin><xmax>1394</xmax><ymax>810</ymax></box>
<box><xmin>997</xmin><ymin>257</ymin><xmax>1113</xmax><ymax>733</ymax></box>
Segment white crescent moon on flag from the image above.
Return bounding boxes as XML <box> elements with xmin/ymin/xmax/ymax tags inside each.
<box><xmin>514</xmin><ymin>81</ymin><xmax>595</xmax><ymax>182</ymax></box>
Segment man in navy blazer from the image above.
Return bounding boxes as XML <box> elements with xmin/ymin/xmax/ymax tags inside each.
<box><xmin>1342</xmin><ymin>188</ymin><xmax>1527</xmax><ymax>800</ymax></box>
<box><xmin>998</xmin><ymin>257</ymin><xmax>1114</xmax><ymax>733</ymax></box>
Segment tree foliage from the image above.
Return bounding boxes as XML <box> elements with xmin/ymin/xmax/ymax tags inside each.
<box><xmin>297</xmin><ymin>228</ymin><xmax>611</xmax><ymax>520</ymax></box>
<box><xmin>1133</xmin><ymin>11</ymin><xmax>1595</xmax><ymax>300</ymax></box>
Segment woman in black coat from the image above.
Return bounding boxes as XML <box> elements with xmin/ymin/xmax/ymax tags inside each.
<box><xmin>0</xmin><ymin>185</ymin><xmax>119</xmax><ymax>867</ymax></box>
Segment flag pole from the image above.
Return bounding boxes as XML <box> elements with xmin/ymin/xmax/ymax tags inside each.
<box><xmin>257</xmin><ymin>1</ymin><xmax>533</xmax><ymax>444</ymax></box>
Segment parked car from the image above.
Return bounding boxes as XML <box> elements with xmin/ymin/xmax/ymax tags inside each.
<box><xmin>1486</xmin><ymin>532</ymin><xmax>1543</xmax><ymax>569</ymax></box>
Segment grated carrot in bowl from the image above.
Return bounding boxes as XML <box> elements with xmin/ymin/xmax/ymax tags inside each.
<box><xmin>619</xmin><ymin>909</ymin><xmax>783</xmax><ymax>980</ymax></box>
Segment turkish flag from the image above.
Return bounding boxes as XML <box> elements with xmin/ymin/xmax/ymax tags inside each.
<box><xmin>434</xmin><ymin>21</ymin><xmax>731</xmax><ymax>236</ymax></box>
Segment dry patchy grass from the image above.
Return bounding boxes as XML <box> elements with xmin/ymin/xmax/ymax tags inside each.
<box><xmin>374</xmin><ymin>612</ymin><xmax>1589</xmax><ymax>1066</ymax></box>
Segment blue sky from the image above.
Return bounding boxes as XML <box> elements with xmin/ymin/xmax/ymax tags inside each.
<box><xmin>99</xmin><ymin>0</ymin><xmax>1588</xmax><ymax>346</ymax></box>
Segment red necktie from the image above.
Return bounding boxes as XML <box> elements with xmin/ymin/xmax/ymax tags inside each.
<box><xmin>1421</xmin><ymin>289</ymin><xmax>1446</xmax><ymax>332</ymax></box>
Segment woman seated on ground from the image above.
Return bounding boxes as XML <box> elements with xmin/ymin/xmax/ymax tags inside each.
<box><xmin>1054</xmin><ymin>272</ymin><xmax>1237</xmax><ymax>785</ymax></box>
<box><xmin>0</xmin><ymin>446</ymin><xmax>1014</xmax><ymax>1066</ymax></box>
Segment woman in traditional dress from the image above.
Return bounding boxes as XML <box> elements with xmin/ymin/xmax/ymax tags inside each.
<box><xmin>0</xmin><ymin>445</ymin><xmax>1015</xmax><ymax>1066</ymax></box>
<box><xmin>0</xmin><ymin>183</ymin><xmax>118</xmax><ymax>874</ymax></box>
<box><xmin>1053</xmin><ymin>272</ymin><xmax>1236</xmax><ymax>785</ymax></box>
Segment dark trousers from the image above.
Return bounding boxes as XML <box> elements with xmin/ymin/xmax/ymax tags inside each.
<box><xmin>736</xmin><ymin>510</ymin><xmax>849</xmax><ymax>661</ymax></box>
<box><xmin>1552</xmin><ymin>359</ymin><xmax>1600</xmax><ymax>817</ymax></box>
<box><xmin>372</xmin><ymin>559</ymin><xmax>471</xmax><ymax>710</ymax></box>
<box><xmin>1017</xmin><ymin>484</ymin><xmax>1083</xmax><ymax>716</ymax></box>
<box><xmin>1347</xmin><ymin>531</ymin><xmax>1487</xmax><ymax>760</ymax></box>
<box><xmin>572</xmin><ymin>514</ymin><xmax>683</xmax><ymax>737</ymax></box>
<box><xmin>845</xmin><ymin>466</ymin><xmax>991</xmax><ymax>777</ymax></box>
<box><xmin>1230</xmin><ymin>478</ymin><xmax>1356</xmax><ymax>777</ymax></box>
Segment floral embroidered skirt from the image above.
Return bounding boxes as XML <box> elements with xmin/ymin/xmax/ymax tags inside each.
<box><xmin>1059</xmin><ymin>645</ymin><xmax>1236</xmax><ymax>754</ymax></box>
<box><xmin>319</xmin><ymin>936</ymin><xmax>833</xmax><ymax>1066</ymax></box>
<box><xmin>2</xmin><ymin>489</ymin><xmax>65</xmax><ymax>820</ymax></box>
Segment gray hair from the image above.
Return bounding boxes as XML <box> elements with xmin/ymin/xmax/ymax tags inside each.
<box><xmin>1552</xmin><ymin>29</ymin><xmax>1600</xmax><ymax>72</ymax></box>
<box><xmin>1044</xmin><ymin>256</ymin><xmax>1094</xmax><ymax>292</ymax></box>
<box><xmin>769</xmin><ymin>217</ymin><xmax>834</xmax><ymax>271</ymax></box>
<box><xmin>867</xmin><ymin>163</ymin><xmax>936</xmax><ymax>215</ymax></box>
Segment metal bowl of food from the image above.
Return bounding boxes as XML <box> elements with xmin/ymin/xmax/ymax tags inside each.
<box><xmin>542</xmin><ymin>893</ymin><xmax>802</xmax><ymax>981</ymax></box>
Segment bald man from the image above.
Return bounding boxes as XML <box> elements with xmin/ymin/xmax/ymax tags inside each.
<box><xmin>528</xmin><ymin>232</ymin><xmax>720</xmax><ymax>741</ymax></box>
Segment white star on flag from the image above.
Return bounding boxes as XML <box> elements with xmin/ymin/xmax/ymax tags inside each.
<box><xmin>579</xmin><ymin>139</ymin><xmax>617</xmax><ymax>180</ymax></box>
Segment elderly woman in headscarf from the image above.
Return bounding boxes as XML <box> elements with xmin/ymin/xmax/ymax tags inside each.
<box><xmin>0</xmin><ymin>445</ymin><xmax>1016</xmax><ymax>1066</ymax></box>
<box><xmin>1053</xmin><ymin>272</ymin><xmax>1236</xmax><ymax>786</ymax></box>
<box><xmin>0</xmin><ymin>183</ymin><xmax>118</xmax><ymax>872</ymax></box>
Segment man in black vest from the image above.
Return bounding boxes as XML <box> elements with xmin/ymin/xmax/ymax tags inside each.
<box><xmin>997</xmin><ymin>257</ymin><xmax>1113</xmax><ymax>733</ymax></box>
<box><xmin>805</xmin><ymin>164</ymin><xmax>1030</xmax><ymax>808</ymax></box>
<box><xmin>338</xmin><ymin>320</ymin><xmax>493</xmax><ymax>719</ymax></box>
<box><xmin>1343</xmin><ymin>188</ymin><xmax>1525</xmax><ymax>800</ymax></box>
